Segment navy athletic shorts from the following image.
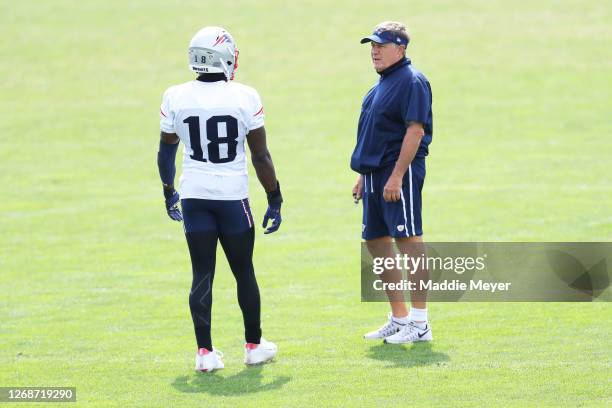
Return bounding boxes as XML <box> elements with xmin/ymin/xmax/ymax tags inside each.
<box><xmin>181</xmin><ymin>198</ymin><xmax>254</xmax><ymax>234</ymax></box>
<box><xmin>361</xmin><ymin>159</ymin><xmax>425</xmax><ymax>240</ymax></box>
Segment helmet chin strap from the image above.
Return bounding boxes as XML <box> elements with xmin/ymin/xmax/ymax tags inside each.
<box><xmin>218</xmin><ymin>57</ymin><xmax>232</xmax><ymax>80</ymax></box>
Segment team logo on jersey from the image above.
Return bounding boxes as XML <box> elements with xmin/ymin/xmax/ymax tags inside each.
<box><xmin>397</xmin><ymin>225</ymin><xmax>405</xmax><ymax>232</ymax></box>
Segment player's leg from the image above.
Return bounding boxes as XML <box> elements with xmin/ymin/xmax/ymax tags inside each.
<box><xmin>215</xmin><ymin>198</ymin><xmax>277</xmax><ymax>364</ymax></box>
<box><xmin>385</xmin><ymin>234</ymin><xmax>432</xmax><ymax>344</ymax></box>
<box><xmin>392</xmin><ymin>235</ymin><xmax>431</xmax><ymax>344</ymax></box>
<box><xmin>396</xmin><ymin>235</ymin><xmax>427</xmax><ymax>310</ymax></box>
<box><xmin>365</xmin><ymin>236</ymin><xmax>408</xmax><ymax>316</ymax></box>
<box><xmin>363</xmin><ymin>236</ymin><xmax>412</xmax><ymax>339</ymax></box>
<box><xmin>181</xmin><ymin>199</ymin><xmax>224</xmax><ymax>371</ymax></box>
<box><xmin>219</xmin><ymin>227</ymin><xmax>261</xmax><ymax>343</ymax></box>
<box><xmin>185</xmin><ymin>229</ymin><xmax>218</xmax><ymax>351</ymax></box>
<box><xmin>362</xmin><ymin>171</ymin><xmax>409</xmax><ymax>339</ymax></box>
<box><xmin>383</xmin><ymin>161</ymin><xmax>432</xmax><ymax>343</ymax></box>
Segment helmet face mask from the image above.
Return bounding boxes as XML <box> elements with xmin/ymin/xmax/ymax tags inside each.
<box><xmin>188</xmin><ymin>26</ymin><xmax>238</xmax><ymax>80</ymax></box>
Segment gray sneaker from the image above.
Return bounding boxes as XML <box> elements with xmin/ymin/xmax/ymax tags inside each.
<box><xmin>364</xmin><ymin>313</ymin><xmax>405</xmax><ymax>340</ymax></box>
<box><xmin>384</xmin><ymin>322</ymin><xmax>433</xmax><ymax>344</ymax></box>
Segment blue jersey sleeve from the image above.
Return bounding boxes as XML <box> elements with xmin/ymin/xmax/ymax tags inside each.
<box><xmin>402</xmin><ymin>77</ymin><xmax>432</xmax><ymax>126</ymax></box>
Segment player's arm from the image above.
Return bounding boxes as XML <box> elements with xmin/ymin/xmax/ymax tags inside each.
<box><xmin>246</xmin><ymin>126</ymin><xmax>283</xmax><ymax>234</ymax></box>
<box><xmin>246</xmin><ymin>126</ymin><xmax>277</xmax><ymax>191</ymax></box>
<box><xmin>383</xmin><ymin>122</ymin><xmax>424</xmax><ymax>202</ymax></box>
<box><xmin>157</xmin><ymin>131</ymin><xmax>182</xmax><ymax>221</ymax></box>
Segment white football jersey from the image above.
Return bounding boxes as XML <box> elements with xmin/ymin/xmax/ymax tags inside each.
<box><xmin>160</xmin><ymin>80</ymin><xmax>264</xmax><ymax>200</ymax></box>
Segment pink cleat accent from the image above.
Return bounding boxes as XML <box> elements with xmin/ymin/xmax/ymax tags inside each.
<box><xmin>195</xmin><ymin>348</ymin><xmax>224</xmax><ymax>372</ymax></box>
<box><xmin>244</xmin><ymin>338</ymin><xmax>277</xmax><ymax>365</ymax></box>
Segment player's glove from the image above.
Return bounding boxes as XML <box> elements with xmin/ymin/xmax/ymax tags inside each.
<box><xmin>164</xmin><ymin>188</ymin><xmax>183</xmax><ymax>222</ymax></box>
<box><xmin>263</xmin><ymin>181</ymin><xmax>283</xmax><ymax>234</ymax></box>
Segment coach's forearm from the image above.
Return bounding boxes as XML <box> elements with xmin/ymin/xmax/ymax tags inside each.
<box><xmin>391</xmin><ymin>126</ymin><xmax>424</xmax><ymax>178</ymax></box>
<box><xmin>251</xmin><ymin>151</ymin><xmax>278</xmax><ymax>193</ymax></box>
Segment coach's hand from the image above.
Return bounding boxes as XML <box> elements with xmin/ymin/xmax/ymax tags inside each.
<box><xmin>263</xmin><ymin>181</ymin><xmax>283</xmax><ymax>234</ymax></box>
<box><xmin>383</xmin><ymin>174</ymin><xmax>402</xmax><ymax>202</ymax></box>
<box><xmin>164</xmin><ymin>189</ymin><xmax>183</xmax><ymax>222</ymax></box>
<box><xmin>352</xmin><ymin>175</ymin><xmax>363</xmax><ymax>204</ymax></box>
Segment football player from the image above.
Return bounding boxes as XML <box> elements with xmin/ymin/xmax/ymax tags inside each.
<box><xmin>157</xmin><ymin>26</ymin><xmax>282</xmax><ymax>372</ymax></box>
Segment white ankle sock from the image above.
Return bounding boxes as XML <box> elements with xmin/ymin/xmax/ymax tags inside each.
<box><xmin>409</xmin><ymin>307</ymin><xmax>428</xmax><ymax>324</ymax></box>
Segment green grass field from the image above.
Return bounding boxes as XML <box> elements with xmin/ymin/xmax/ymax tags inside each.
<box><xmin>1</xmin><ymin>0</ymin><xmax>611</xmax><ymax>406</ymax></box>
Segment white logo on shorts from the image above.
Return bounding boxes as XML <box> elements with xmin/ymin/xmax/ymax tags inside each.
<box><xmin>362</xmin><ymin>224</ymin><xmax>366</xmax><ymax>232</ymax></box>
<box><xmin>397</xmin><ymin>225</ymin><xmax>405</xmax><ymax>232</ymax></box>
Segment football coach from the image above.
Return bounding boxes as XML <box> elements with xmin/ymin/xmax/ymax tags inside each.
<box><xmin>351</xmin><ymin>21</ymin><xmax>434</xmax><ymax>344</ymax></box>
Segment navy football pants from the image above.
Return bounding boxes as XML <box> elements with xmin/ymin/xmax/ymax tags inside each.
<box><xmin>182</xmin><ymin>198</ymin><xmax>261</xmax><ymax>350</ymax></box>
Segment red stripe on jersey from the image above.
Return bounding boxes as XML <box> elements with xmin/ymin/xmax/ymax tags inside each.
<box><xmin>160</xmin><ymin>109</ymin><xmax>167</xmax><ymax>118</ymax></box>
<box><xmin>253</xmin><ymin>106</ymin><xmax>264</xmax><ymax>116</ymax></box>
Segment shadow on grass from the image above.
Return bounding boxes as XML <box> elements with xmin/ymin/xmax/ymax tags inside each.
<box><xmin>172</xmin><ymin>365</ymin><xmax>291</xmax><ymax>396</ymax></box>
<box><xmin>366</xmin><ymin>342</ymin><xmax>450</xmax><ymax>368</ymax></box>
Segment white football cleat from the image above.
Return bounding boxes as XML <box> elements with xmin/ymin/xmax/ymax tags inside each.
<box><xmin>244</xmin><ymin>338</ymin><xmax>277</xmax><ymax>365</ymax></box>
<box><xmin>364</xmin><ymin>313</ymin><xmax>405</xmax><ymax>340</ymax></box>
<box><xmin>384</xmin><ymin>322</ymin><xmax>433</xmax><ymax>344</ymax></box>
<box><xmin>195</xmin><ymin>348</ymin><xmax>224</xmax><ymax>372</ymax></box>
